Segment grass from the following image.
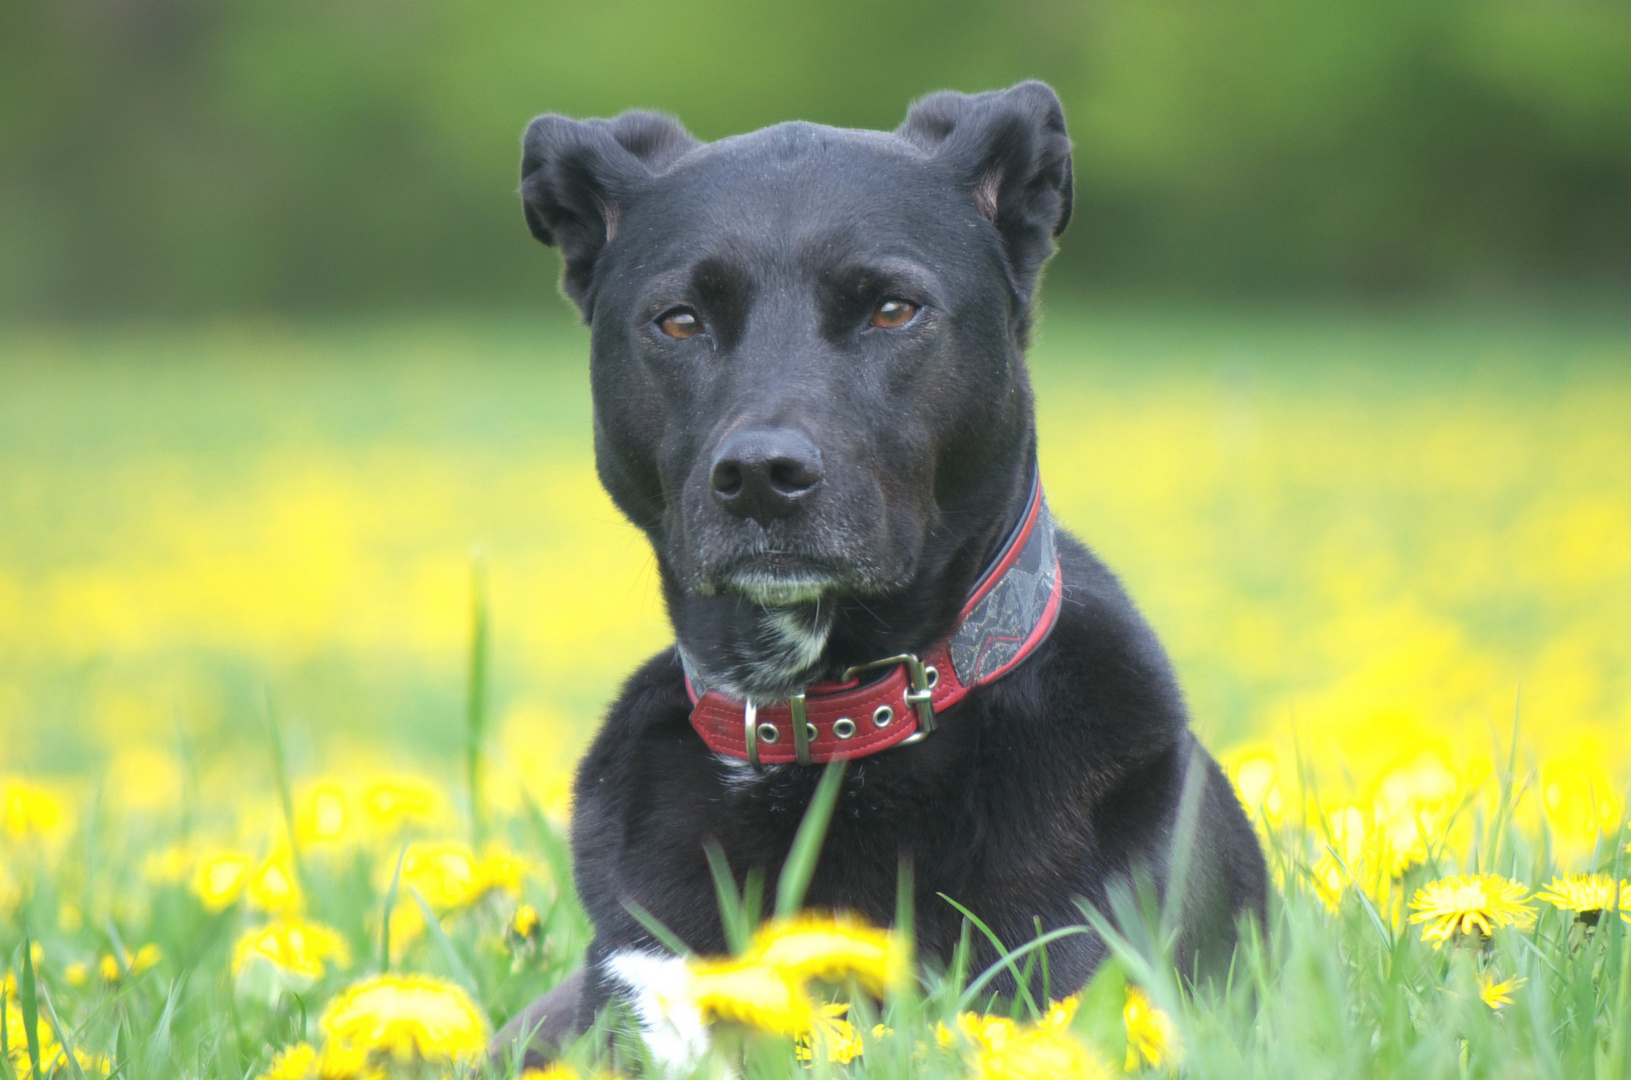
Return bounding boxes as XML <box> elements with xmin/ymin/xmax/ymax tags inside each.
<box><xmin>0</xmin><ymin>302</ymin><xmax>1629</xmax><ymax>1076</ymax></box>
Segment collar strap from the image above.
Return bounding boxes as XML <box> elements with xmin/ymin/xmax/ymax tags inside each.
<box><xmin>685</xmin><ymin>476</ymin><xmax>1062</xmax><ymax>767</ymax></box>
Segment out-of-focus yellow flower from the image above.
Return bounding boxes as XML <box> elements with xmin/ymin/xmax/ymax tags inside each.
<box><xmin>297</xmin><ymin>783</ymin><xmax>349</xmax><ymax>846</ymax></box>
<box><xmin>66</xmin><ymin>960</ymin><xmax>91</xmax><ymax>986</ymax></box>
<box><xmin>43</xmin><ymin>1048</ymin><xmax>113</xmax><ymax>1077</ymax></box>
<box><xmin>319</xmin><ymin>974</ymin><xmax>488</xmax><ymax>1069</ymax></box>
<box><xmin>1477</xmin><ymin>971</ymin><xmax>1525</xmax><ymax>1011</ymax></box>
<box><xmin>99</xmin><ymin>953</ymin><xmax>121</xmax><ymax>982</ymax></box>
<box><xmin>234</xmin><ymin>917</ymin><xmax>351</xmax><ymax>980</ymax></box>
<box><xmin>247</xmin><ymin>857</ymin><xmax>303</xmax><ymax>913</ymax></box>
<box><xmin>144</xmin><ymin>843</ymin><xmax>196</xmax><ymax>884</ymax></box>
<box><xmin>743</xmin><ymin>914</ymin><xmax>909</xmax><ymax>995</ymax></box>
<box><xmin>1229</xmin><ymin>753</ymin><xmax>1284</xmax><ymax>825</ymax></box>
<box><xmin>683</xmin><ymin>955</ymin><xmax>814</xmax><ymax>1035</ymax></box>
<box><xmin>1535</xmin><ymin>873</ymin><xmax>1630</xmax><ymax>925</ymax></box>
<box><xmin>795</xmin><ymin>1002</ymin><xmax>865</xmax><ymax>1064</ymax></box>
<box><xmin>193</xmin><ymin>850</ymin><xmax>255</xmax><ymax>910</ymax></box>
<box><xmin>395</xmin><ymin>841</ymin><xmax>527</xmax><ymax>911</ymax></box>
<box><xmin>521</xmin><ymin>1067</ymin><xmax>581</xmax><ymax>1080</ymax></box>
<box><xmin>361</xmin><ymin>776</ymin><xmax>448</xmax><ymax>834</ymax></box>
<box><xmin>1409</xmin><ymin>874</ymin><xmax>1536</xmax><ymax>946</ymax></box>
<box><xmin>1123</xmin><ymin>986</ymin><xmax>1181</xmax><ymax>1070</ymax></box>
<box><xmin>511</xmin><ymin>903</ymin><xmax>540</xmax><ymax>939</ymax></box>
<box><xmin>255</xmin><ymin>1041</ymin><xmax>318</xmax><ymax>1080</ymax></box>
<box><xmin>950</xmin><ymin>996</ymin><xmax>1106</xmax><ymax>1080</ymax></box>
<box><xmin>2</xmin><ymin>778</ymin><xmax>69</xmax><ymax>839</ymax></box>
<box><xmin>4</xmin><ymin>991</ymin><xmax>62</xmax><ymax>1072</ymax></box>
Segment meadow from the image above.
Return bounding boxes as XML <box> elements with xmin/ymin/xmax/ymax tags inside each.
<box><xmin>0</xmin><ymin>305</ymin><xmax>1628</xmax><ymax>1078</ymax></box>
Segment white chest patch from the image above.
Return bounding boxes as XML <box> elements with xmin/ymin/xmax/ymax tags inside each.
<box><xmin>603</xmin><ymin>949</ymin><xmax>714</xmax><ymax>1075</ymax></box>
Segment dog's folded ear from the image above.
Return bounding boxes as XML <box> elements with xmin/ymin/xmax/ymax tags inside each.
<box><xmin>898</xmin><ymin>81</ymin><xmax>1073</xmax><ymax>304</ymax></box>
<box><xmin>520</xmin><ymin>111</ymin><xmax>697</xmax><ymax>316</ymax></box>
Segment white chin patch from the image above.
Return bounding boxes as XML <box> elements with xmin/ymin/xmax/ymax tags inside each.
<box><xmin>603</xmin><ymin>949</ymin><xmax>712</xmax><ymax>1075</ymax></box>
<box><xmin>725</xmin><ymin>571</ymin><xmax>833</xmax><ymax>606</ymax></box>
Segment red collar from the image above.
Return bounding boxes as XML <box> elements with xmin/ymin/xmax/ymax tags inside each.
<box><xmin>684</xmin><ymin>477</ymin><xmax>1062</xmax><ymax>768</ymax></box>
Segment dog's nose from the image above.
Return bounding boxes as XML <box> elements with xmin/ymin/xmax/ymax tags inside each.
<box><xmin>710</xmin><ymin>429</ymin><xmax>824</xmax><ymax>521</ymax></box>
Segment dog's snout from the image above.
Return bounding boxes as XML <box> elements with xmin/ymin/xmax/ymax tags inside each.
<box><xmin>710</xmin><ymin>428</ymin><xmax>823</xmax><ymax>521</ymax></box>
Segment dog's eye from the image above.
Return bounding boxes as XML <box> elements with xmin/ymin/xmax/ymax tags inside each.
<box><xmin>871</xmin><ymin>299</ymin><xmax>918</xmax><ymax>329</ymax></box>
<box><xmin>657</xmin><ymin>308</ymin><xmax>703</xmax><ymax>339</ymax></box>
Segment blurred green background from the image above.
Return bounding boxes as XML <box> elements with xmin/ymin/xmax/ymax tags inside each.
<box><xmin>2</xmin><ymin>0</ymin><xmax>1630</xmax><ymax>835</ymax></box>
<box><xmin>3</xmin><ymin>0</ymin><xmax>1629</xmax><ymax>319</ymax></box>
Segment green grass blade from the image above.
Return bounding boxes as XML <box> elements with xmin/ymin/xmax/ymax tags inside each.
<box><xmin>261</xmin><ymin>686</ymin><xmax>307</xmax><ymax>891</ymax></box>
<box><xmin>620</xmin><ymin>900</ymin><xmax>694</xmax><ymax>958</ymax></box>
<box><xmin>954</xmin><ymin>926</ymin><xmax>1093</xmax><ymax>1013</ymax></box>
<box><xmin>1159</xmin><ymin>742</ymin><xmax>1209</xmax><ymax>941</ymax></box>
<box><xmin>379</xmin><ymin>842</ymin><xmax>409</xmax><ymax>973</ymax></box>
<box><xmin>775</xmin><ymin>758</ymin><xmax>846</xmax><ymax>917</ymax></box>
<box><xmin>466</xmin><ymin>549</ymin><xmax>490</xmax><ymax>848</ymax></box>
<box><xmin>36</xmin><ymin>987</ymin><xmax>87</xmax><ymax>1080</ymax></box>
<box><xmin>17</xmin><ymin>938</ymin><xmax>42</xmax><ymax>1080</ymax></box>
<box><xmin>937</xmin><ymin>894</ymin><xmax>1040</xmax><ymax>1018</ymax></box>
<box><xmin>703</xmin><ymin>841</ymin><xmax>751</xmax><ymax>954</ymax></box>
<box><xmin>408</xmin><ymin>887</ymin><xmax>483</xmax><ymax>1001</ymax></box>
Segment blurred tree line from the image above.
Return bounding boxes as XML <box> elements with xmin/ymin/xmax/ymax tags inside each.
<box><xmin>2</xmin><ymin>0</ymin><xmax>1627</xmax><ymax>317</ymax></box>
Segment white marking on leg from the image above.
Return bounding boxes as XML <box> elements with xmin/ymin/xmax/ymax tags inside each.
<box><xmin>603</xmin><ymin>949</ymin><xmax>711</xmax><ymax>1075</ymax></box>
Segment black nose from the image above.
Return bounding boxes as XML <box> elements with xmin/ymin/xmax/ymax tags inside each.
<box><xmin>710</xmin><ymin>428</ymin><xmax>824</xmax><ymax>521</ymax></box>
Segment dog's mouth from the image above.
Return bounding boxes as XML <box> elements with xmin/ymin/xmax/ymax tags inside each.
<box><xmin>721</xmin><ymin>566</ymin><xmax>841</xmax><ymax>606</ymax></box>
<box><xmin>697</xmin><ymin>552</ymin><xmax>874</xmax><ymax>606</ymax></box>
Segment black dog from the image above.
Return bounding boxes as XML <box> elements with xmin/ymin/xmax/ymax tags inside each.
<box><xmin>497</xmin><ymin>81</ymin><xmax>1266</xmax><ymax>1065</ymax></box>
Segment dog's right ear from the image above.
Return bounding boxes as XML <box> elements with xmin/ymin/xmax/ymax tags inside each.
<box><xmin>520</xmin><ymin>110</ymin><xmax>696</xmax><ymax>317</ymax></box>
<box><xmin>898</xmin><ymin>82</ymin><xmax>1073</xmax><ymax>307</ymax></box>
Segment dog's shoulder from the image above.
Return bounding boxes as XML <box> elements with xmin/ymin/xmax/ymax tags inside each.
<box><xmin>1021</xmin><ymin>528</ymin><xmax>1191</xmax><ymax>757</ymax></box>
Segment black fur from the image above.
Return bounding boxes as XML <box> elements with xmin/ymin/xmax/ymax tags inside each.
<box><xmin>500</xmin><ymin>81</ymin><xmax>1267</xmax><ymax>1057</ymax></box>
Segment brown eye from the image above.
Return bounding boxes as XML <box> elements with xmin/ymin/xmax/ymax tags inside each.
<box><xmin>658</xmin><ymin>308</ymin><xmax>702</xmax><ymax>339</ymax></box>
<box><xmin>871</xmin><ymin>299</ymin><xmax>918</xmax><ymax>329</ymax></box>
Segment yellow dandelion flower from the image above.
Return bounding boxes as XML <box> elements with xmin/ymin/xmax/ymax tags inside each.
<box><xmin>1038</xmin><ymin>995</ymin><xmax>1078</xmax><ymax>1032</ymax></box>
<box><xmin>1535</xmin><ymin>874</ymin><xmax>1631</xmax><ymax>925</ymax></box>
<box><xmin>477</xmin><ymin>847</ymin><xmax>529</xmax><ymax>898</ymax></box>
<box><xmin>1477</xmin><ymin>971</ymin><xmax>1525</xmax><ymax>1011</ymax></box>
<box><xmin>944</xmin><ymin>996</ymin><xmax>1078</xmax><ymax>1056</ymax></box>
<box><xmin>65</xmin><ymin>961</ymin><xmax>91</xmax><ymax>986</ymax></box>
<box><xmin>743</xmin><ymin>914</ymin><xmax>909</xmax><ymax>995</ymax></box>
<box><xmin>256</xmin><ymin>1042</ymin><xmax>319</xmax><ymax>1080</ymax></box>
<box><xmin>361</xmin><ymin>776</ymin><xmax>447</xmax><ymax>833</ymax></box>
<box><xmin>193</xmin><ymin>850</ymin><xmax>255</xmax><ymax>910</ymax></box>
<box><xmin>297</xmin><ymin>783</ymin><xmax>349</xmax><ymax>846</ymax></box>
<box><xmin>234</xmin><ymin>917</ymin><xmax>351</xmax><ymax>980</ymax></box>
<box><xmin>521</xmin><ymin>1067</ymin><xmax>581</xmax><ymax>1080</ymax></box>
<box><xmin>1408</xmin><ymin>874</ymin><xmax>1536</xmax><ymax>946</ymax></box>
<box><xmin>393</xmin><ymin>841</ymin><xmax>523</xmax><ymax>911</ymax></box>
<box><xmin>99</xmin><ymin>953</ymin><xmax>122</xmax><ymax>982</ymax></box>
<box><xmin>1</xmin><ymin>779</ymin><xmax>68</xmax><ymax>840</ymax></box>
<box><xmin>963</xmin><ymin>1012</ymin><xmax>1108</xmax><ymax>1080</ymax></box>
<box><xmin>1123</xmin><ymin>986</ymin><xmax>1181</xmax><ymax>1071</ymax></box>
<box><xmin>248</xmin><ymin>858</ymin><xmax>303</xmax><ymax>914</ymax></box>
<box><xmin>319</xmin><ymin>974</ymin><xmax>489</xmax><ymax>1067</ymax></box>
<box><xmin>313</xmin><ymin>1039</ymin><xmax>376</xmax><ymax>1080</ymax></box>
<box><xmin>43</xmin><ymin>1048</ymin><xmax>113</xmax><ymax>1077</ymax></box>
<box><xmin>4</xmin><ymin>993</ymin><xmax>62</xmax><ymax>1069</ymax></box>
<box><xmin>795</xmin><ymin>1002</ymin><xmax>865</xmax><ymax>1064</ymax></box>
<box><xmin>511</xmin><ymin>903</ymin><xmax>540</xmax><ymax>939</ymax></box>
<box><xmin>131</xmin><ymin>944</ymin><xmax>162</xmax><ymax>974</ymax></box>
<box><xmin>682</xmin><ymin>955</ymin><xmax>815</xmax><ymax>1035</ymax></box>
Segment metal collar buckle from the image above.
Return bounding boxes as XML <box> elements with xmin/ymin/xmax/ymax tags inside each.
<box><xmin>741</xmin><ymin>652</ymin><xmax>938</xmax><ymax>771</ymax></box>
<box><xmin>742</xmin><ymin>693</ymin><xmax>815</xmax><ymax>770</ymax></box>
<box><xmin>841</xmin><ymin>652</ymin><xmax>938</xmax><ymax>744</ymax></box>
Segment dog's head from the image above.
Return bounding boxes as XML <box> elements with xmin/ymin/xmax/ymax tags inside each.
<box><xmin>521</xmin><ymin>83</ymin><xmax>1072</xmax><ymax>697</ymax></box>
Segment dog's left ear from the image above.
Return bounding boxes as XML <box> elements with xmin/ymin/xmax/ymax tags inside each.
<box><xmin>898</xmin><ymin>81</ymin><xmax>1073</xmax><ymax>303</ymax></box>
<box><xmin>521</xmin><ymin>110</ymin><xmax>698</xmax><ymax>318</ymax></box>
